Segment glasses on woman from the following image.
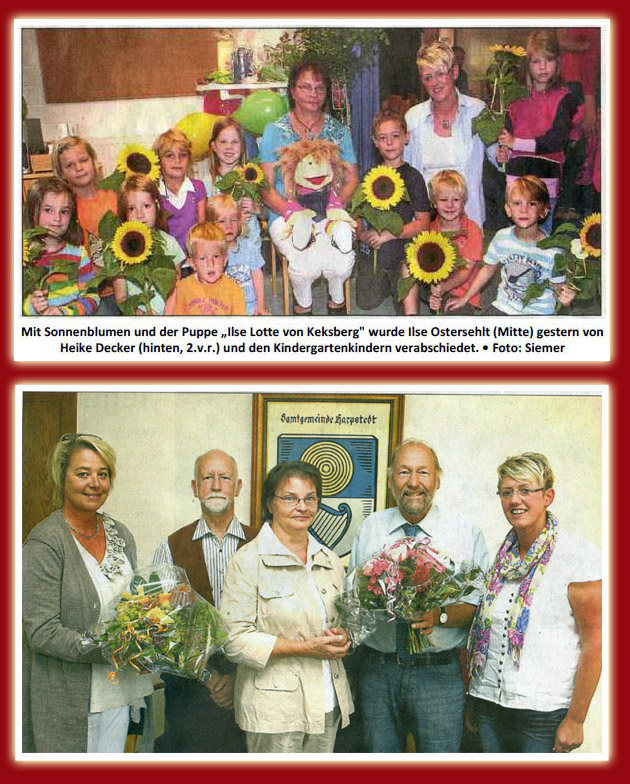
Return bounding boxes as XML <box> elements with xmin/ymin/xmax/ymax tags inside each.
<box><xmin>274</xmin><ymin>494</ymin><xmax>319</xmax><ymax>507</ymax></box>
<box><xmin>420</xmin><ymin>68</ymin><xmax>452</xmax><ymax>85</ymax></box>
<box><xmin>295</xmin><ymin>83</ymin><xmax>327</xmax><ymax>95</ymax></box>
<box><xmin>497</xmin><ymin>487</ymin><xmax>543</xmax><ymax>499</ymax></box>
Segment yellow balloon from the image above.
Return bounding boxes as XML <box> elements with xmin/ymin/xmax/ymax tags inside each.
<box><xmin>175</xmin><ymin>113</ymin><xmax>221</xmax><ymax>161</ymax></box>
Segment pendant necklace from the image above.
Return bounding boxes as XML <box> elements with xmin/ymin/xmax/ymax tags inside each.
<box><xmin>293</xmin><ymin>112</ymin><xmax>321</xmax><ymax>140</ymax></box>
<box><xmin>66</xmin><ymin>516</ymin><xmax>100</xmax><ymax>540</ymax></box>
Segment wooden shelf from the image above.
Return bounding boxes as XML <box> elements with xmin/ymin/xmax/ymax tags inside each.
<box><xmin>195</xmin><ymin>81</ymin><xmax>286</xmax><ymax>94</ymax></box>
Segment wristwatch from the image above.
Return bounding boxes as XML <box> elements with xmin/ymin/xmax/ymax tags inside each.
<box><xmin>438</xmin><ymin>606</ymin><xmax>448</xmax><ymax>626</ymax></box>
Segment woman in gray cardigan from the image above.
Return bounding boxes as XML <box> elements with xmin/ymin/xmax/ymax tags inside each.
<box><xmin>22</xmin><ymin>433</ymin><xmax>153</xmax><ymax>753</ymax></box>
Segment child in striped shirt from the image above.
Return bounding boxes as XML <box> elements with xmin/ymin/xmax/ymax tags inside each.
<box><xmin>23</xmin><ymin>177</ymin><xmax>99</xmax><ymax>315</ymax></box>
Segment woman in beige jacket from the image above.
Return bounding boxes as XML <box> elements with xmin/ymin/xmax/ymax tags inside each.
<box><xmin>220</xmin><ymin>461</ymin><xmax>354</xmax><ymax>753</ymax></box>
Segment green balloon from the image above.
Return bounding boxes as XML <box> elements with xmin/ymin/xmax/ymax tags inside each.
<box><xmin>233</xmin><ymin>90</ymin><xmax>289</xmax><ymax>136</ymax></box>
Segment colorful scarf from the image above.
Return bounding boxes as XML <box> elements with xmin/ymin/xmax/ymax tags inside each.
<box><xmin>468</xmin><ymin>511</ymin><xmax>558</xmax><ymax>679</ymax></box>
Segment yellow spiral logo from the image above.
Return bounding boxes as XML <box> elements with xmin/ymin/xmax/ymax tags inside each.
<box><xmin>301</xmin><ymin>441</ymin><xmax>354</xmax><ymax>496</ymax></box>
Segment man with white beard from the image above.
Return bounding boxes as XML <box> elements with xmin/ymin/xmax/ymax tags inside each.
<box><xmin>152</xmin><ymin>450</ymin><xmax>257</xmax><ymax>752</ymax></box>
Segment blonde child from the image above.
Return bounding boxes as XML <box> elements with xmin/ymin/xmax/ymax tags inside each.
<box><xmin>446</xmin><ymin>175</ymin><xmax>575</xmax><ymax>315</ymax></box>
<box><xmin>496</xmin><ymin>30</ymin><xmax>579</xmax><ymax>233</ymax></box>
<box><xmin>23</xmin><ymin>177</ymin><xmax>99</xmax><ymax>315</ymax></box>
<box><xmin>427</xmin><ymin>170</ymin><xmax>483</xmax><ymax>315</ymax></box>
<box><xmin>154</xmin><ymin>128</ymin><xmax>207</xmax><ymax>260</ymax></box>
<box><xmin>52</xmin><ymin>135</ymin><xmax>118</xmax><ymax>246</ymax></box>
<box><xmin>206</xmin><ymin>194</ymin><xmax>268</xmax><ymax>315</ymax></box>
<box><xmin>357</xmin><ymin>109</ymin><xmax>430</xmax><ymax>314</ymax></box>
<box><xmin>115</xmin><ymin>174</ymin><xmax>183</xmax><ymax>314</ymax></box>
<box><xmin>165</xmin><ymin>223</ymin><xmax>246</xmax><ymax>316</ymax></box>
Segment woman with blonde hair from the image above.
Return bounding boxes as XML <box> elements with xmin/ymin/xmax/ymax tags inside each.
<box><xmin>467</xmin><ymin>452</ymin><xmax>601</xmax><ymax>753</ymax></box>
<box><xmin>23</xmin><ymin>434</ymin><xmax>153</xmax><ymax>752</ymax></box>
<box><xmin>405</xmin><ymin>40</ymin><xmax>487</xmax><ymax>228</ymax></box>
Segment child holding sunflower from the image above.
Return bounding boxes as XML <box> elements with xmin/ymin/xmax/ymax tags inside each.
<box><xmin>495</xmin><ymin>30</ymin><xmax>580</xmax><ymax>234</ymax></box>
<box><xmin>154</xmin><ymin>128</ymin><xmax>207</xmax><ymax>263</ymax></box>
<box><xmin>356</xmin><ymin>110</ymin><xmax>431</xmax><ymax>314</ymax></box>
<box><xmin>426</xmin><ymin>170</ymin><xmax>483</xmax><ymax>315</ymax></box>
<box><xmin>23</xmin><ymin>177</ymin><xmax>99</xmax><ymax>315</ymax></box>
<box><xmin>114</xmin><ymin>174</ymin><xmax>184</xmax><ymax>314</ymax></box>
<box><xmin>205</xmin><ymin>118</ymin><xmax>262</xmax><ymax>244</ymax></box>
<box><xmin>446</xmin><ymin>175</ymin><xmax>575</xmax><ymax>315</ymax></box>
<box><xmin>206</xmin><ymin>194</ymin><xmax>268</xmax><ymax>315</ymax></box>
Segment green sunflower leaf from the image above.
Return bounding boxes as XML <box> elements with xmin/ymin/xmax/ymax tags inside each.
<box><xmin>97</xmin><ymin>169</ymin><xmax>126</xmax><ymax>192</ymax></box>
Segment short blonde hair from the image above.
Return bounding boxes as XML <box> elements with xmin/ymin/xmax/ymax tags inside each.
<box><xmin>428</xmin><ymin>169</ymin><xmax>468</xmax><ymax>204</ymax></box>
<box><xmin>52</xmin><ymin>136</ymin><xmax>98</xmax><ymax>181</ymax></box>
<box><xmin>186</xmin><ymin>221</ymin><xmax>228</xmax><ymax>258</ymax></box>
<box><xmin>497</xmin><ymin>452</ymin><xmax>554</xmax><ymax>493</ymax></box>
<box><xmin>206</xmin><ymin>193</ymin><xmax>242</xmax><ymax>224</ymax></box>
<box><xmin>48</xmin><ymin>434</ymin><xmax>117</xmax><ymax>508</ymax></box>
<box><xmin>416</xmin><ymin>40</ymin><xmax>455</xmax><ymax>73</ymax></box>
<box><xmin>153</xmin><ymin>128</ymin><xmax>193</xmax><ymax>169</ymax></box>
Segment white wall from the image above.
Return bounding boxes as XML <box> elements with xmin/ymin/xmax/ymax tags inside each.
<box><xmin>76</xmin><ymin>389</ymin><xmax>604</xmax><ymax>753</ymax></box>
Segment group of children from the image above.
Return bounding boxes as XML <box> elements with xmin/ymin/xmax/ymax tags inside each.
<box><xmin>24</xmin><ymin>28</ymin><xmax>588</xmax><ymax>317</ymax></box>
<box><xmin>24</xmin><ymin>118</ymin><xmax>268</xmax><ymax>317</ymax></box>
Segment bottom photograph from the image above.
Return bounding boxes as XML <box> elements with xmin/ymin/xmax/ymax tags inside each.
<box><xmin>18</xmin><ymin>387</ymin><xmax>606</xmax><ymax>760</ymax></box>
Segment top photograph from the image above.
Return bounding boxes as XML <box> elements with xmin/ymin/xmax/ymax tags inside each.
<box><xmin>14</xmin><ymin>19</ymin><xmax>609</xmax><ymax>364</ymax></box>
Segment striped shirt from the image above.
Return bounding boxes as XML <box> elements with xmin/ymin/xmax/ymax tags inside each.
<box><xmin>152</xmin><ymin>516</ymin><xmax>247</xmax><ymax>608</ymax></box>
<box><xmin>24</xmin><ymin>242</ymin><xmax>100</xmax><ymax>315</ymax></box>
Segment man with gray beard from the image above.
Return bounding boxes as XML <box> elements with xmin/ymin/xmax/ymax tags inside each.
<box><xmin>349</xmin><ymin>439</ymin><xmax>489</xmax><ymax>753</ymax></box>
<box><xmin>152</xmin><ymin>450</ymin><xmax>257</xmax><ymax>752</ymax></box>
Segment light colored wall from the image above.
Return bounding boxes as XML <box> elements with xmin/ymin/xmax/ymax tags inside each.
<box><xmin>76</xmin><ymin>390</ymin><xmax>604</xmax><ymax>753</ymax></box>
<box><xmin>21</xmin><ymin>27</ymin><xmax>286</xmax><ymax>173</ymax></box>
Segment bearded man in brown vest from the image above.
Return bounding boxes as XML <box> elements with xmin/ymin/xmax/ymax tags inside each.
<box><xmin>153</xmin><ymin>450</ymin><xmax>256</xmax><ymax>752</ymax></box>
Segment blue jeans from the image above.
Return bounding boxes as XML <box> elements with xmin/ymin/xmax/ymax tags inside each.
<box><xmin>475</xmin><ymin>697</ymin><xmax>568</xmax><ymax>753</ymax></box>
<box><xmin>357</xmin><ymin>648</ymin><xmax>465</xmax><ymax>753</ymax></box>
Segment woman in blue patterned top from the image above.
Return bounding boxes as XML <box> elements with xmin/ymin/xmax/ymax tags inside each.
<box><xmin>260</xmin><ymin>59</ymin><xmax>359</xmax><ymax>314</ymax></box>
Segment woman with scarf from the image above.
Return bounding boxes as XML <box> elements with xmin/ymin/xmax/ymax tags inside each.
<box><xmin>467</xmin><ymin>452</ymin><xmax>601</xmax><ymax>753</ymax></box>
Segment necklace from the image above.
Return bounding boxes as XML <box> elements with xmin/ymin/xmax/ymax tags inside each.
<box><xmin>434</xmin><ymin>101</ymin><xmax>458</xmax><ymax>132</ymax></box>
<box><xmin>66</xmin><ymin>516</ymin><xmax>100</xmax><ymax>540</ymax></box>
<box><xmin>292</xmin><ymin>112</ymin><xmax>322</xmax><ymax>140</ymax></box>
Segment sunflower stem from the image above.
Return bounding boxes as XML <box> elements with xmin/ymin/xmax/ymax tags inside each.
<box><xmin>373</xmin><ymin>248</ymin><xmax>378</xmax><ymax>275</ymax></box>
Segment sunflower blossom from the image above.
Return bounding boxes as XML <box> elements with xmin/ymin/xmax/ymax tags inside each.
<box><xmin>362</xmin><ymin>166</ymin><xmax>406</xmax><ymax>210</ymax></box>
<box><xmin>238</xmin><ymin>162</ymin><xmax>265</xmax><ymax>185</ymax></box>
<box><xmin>406</xmin><ymin>231</ymin><xmax>457</xmax><ymax>284</ymax></box>
<box><xmin>579</xmin><ymin>213</ymin><xmax>601</xmax><ymax>258</ymax></box>
<box><xmin>489</xmin><ymin>44</ymin><xmax>527</xmax><ymax>57</ymax></box>
<box><xmin>117</xmin><ymin>144</ymin><xmax>161</xmax><ymax>182</ymax></box>
<box><xmin>112</xmin><ymin>220</ymin><xmax>153</xmax><ymax>266</ymax></box>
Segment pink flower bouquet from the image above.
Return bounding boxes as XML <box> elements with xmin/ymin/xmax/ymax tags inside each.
<box><xmin>338</xmin><ymin>537</ymin><xmax>484</xmax><ymax>653</ymax></box>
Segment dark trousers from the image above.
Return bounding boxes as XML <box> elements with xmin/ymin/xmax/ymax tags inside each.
<box><xmin>155</xmin><ymin>673</ymin><xmax>246</xmax><ymax>753</ymax></box>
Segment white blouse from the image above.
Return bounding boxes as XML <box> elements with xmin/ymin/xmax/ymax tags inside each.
<box><xmin>74</xmin><ymin>525</ymin><xmax>154</xmax><ymax>713</ymax></box>
<box><xmin>469</xmin><ymin>528</ymin><xmax>601</xmax><ymax>711</ymax></box>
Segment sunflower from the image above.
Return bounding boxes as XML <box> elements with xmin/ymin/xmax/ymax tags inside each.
<box><xmin>406</xmin><ymin>232</ymin><xmax>457</xmax><ymax>284</ymax></box>
<box><xmin>362</xmin><ymin>166</ymin><xmax>406</xmax><ymax>210</ymax></box>
<box><xmin>238</xmin><ymin>162</ymin><xmax>265</xmax><ymax>185</ymax></box>
<box><xmin>489</xmin><ymin>44</ymin><xmax>527</xmax><ymax>57</ymax></box>
<box><xmin>116</xmin><ymin>144</ymin><xmax>161</xmax><ymax>182</ymax></box>
<box><xmin>579</xmin><ymin>213</ymin><xmax>601</xmax><ymax>258</ymax></box>
<box><xmin>112</xmin><ymin>221</ymin><xmax>153</xmax><ymax>266</ymax></box>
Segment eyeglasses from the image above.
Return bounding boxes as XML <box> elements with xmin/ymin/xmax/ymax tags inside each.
<box><xmin>295</xmin><ymin>83</ymin><xmax>327</xmax><ymax>95</ymax></box>
<box><xmin>273</xmin><ymin>494</ymin><xmax>319</xmax><ymax>507</ymax></box>
<box><xmin>61</xmin><ymin>432</ymin><xmax>99</xmax><ymax>442</ymax></box>
<box><xmin>497</xmin><ymin>487</ymin><xmax>543</xmax><ymax>499</ymax></box>
<box><xmin>420</xmin><ymin>68</ymin><xmax>452</xmax><ymax>85</ymax></box>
